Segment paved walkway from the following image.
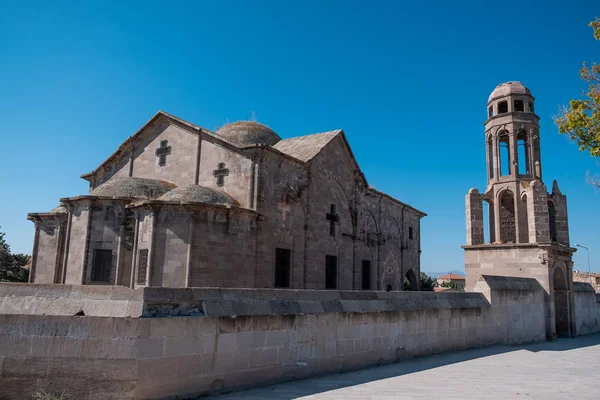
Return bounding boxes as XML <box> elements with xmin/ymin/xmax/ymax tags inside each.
<box><xmin>215</xmin><ymin>334</ymin><xmax>600</xmax><ymax>400</ymax></box>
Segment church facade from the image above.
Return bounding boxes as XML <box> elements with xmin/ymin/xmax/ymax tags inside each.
<box><xmin>27</xmin><ymin>112</ymin><xmax>425</xmax><ymax>291</ymax></box>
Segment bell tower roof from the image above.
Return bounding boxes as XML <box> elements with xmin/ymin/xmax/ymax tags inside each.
<box><xmin>488</xmin><ymin>81</ymin><xmax>532</xmax><ymax>103</ymax></box>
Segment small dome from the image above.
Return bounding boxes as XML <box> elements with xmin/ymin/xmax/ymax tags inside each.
<box><xmin>216</xmin><ymin>121</ymin><xmax>281</xmax><ymax>147</ymax></box>
<box><xmin>90</xmin><ymin>177</ymin><xmax>176</xmax><ymax>199</ymax></box>
<box><xmin>159</xmin><ymin>184</ymin><xmax>239</xmax><ymax>206</ymax></box>
<box><xmin>488</xmin><ymin>81</ymin><xmax>531</xmax><ymax>102</ymax></box>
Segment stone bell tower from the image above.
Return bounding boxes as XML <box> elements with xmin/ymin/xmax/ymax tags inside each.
<box><xmin>463</xmin><ymin>81</ymin><xmax>576</xmax><ymax>339</ymax></box>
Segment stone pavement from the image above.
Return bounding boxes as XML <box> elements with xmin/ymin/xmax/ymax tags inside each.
<box><xmin>214</xmin><ymin>333</ymin><xmax>600</xmax><ymax>400</ymax></box>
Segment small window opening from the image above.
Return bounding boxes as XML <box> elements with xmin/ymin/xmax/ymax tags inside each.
<box><xmin>91</xmin><ymin>249</ymin><xmax>112</xmax><ymax>283</ymax></box>
<box><xmin>528</xmin><ymin>102</ymin><xmax>534</xmax><ymax>113</ymax></box>
<box><xmin>361</xmin><ymin>260</ymin><xmax>371</xmax><ymax>290</ymax></box>
<box><xmin>386</xmin><ymin>284</ymin><xmax>392</xmax><ymax>292</ymax></box>
<box><xmin>408</xmin><ymin>226</ymin><xmax>414</xmax><ymax>240</ymax></box>
<box><xmin>488</xmin><ymin>106</ymin><xmax>493</xmax><ymax>118</ymax></box>
<box><xmin>498</xmin><ymin>101</ymin><xmax>508</xmax><ymax>114</ymax></box>
<box><xmin>514</xmin><ymin>100</ymin><xmax>524</xmax><ymax>112</ymax></box>
<box><xmin>325</xmin><ymin>255</ymin><xmax>338</xmax><ymax>289</ymax></box>
<box><xmin>275</xmin><ymin>248</ymin><xmax>291</xmax><ymax>288</ymax></box>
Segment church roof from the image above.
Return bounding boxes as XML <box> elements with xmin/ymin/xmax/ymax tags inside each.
<box><xmin>216</xmin><ymin>121</ymin><xmax>281</xmax><ymax>147</ymax></box>
<box><xmin>273</xmin><ymin>130</ymin><xmax>341</xmax><ymax>162</ymax></box>
<box><xmin>158</xmin><ymin>184</ymin><xmax>239</xmax><ymax>206</ymax></box>
<box><xmin>89</xmin><ymin>177</ymin><xmax>176</xmax><ymax>199</ymax></box>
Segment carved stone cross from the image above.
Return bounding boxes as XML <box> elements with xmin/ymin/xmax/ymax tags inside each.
<box><xmin>326</xmin><ymin>204</ymin><xmax>339</xmax><ymax>236</ymax></box>
<box><xmin>213</xmin><ymin>162</ymin><xmax>229</xmax><ymax>187</ymax></box>
<box><xmin>155</xmin><ymin>140</ymin><xmax>171</xmax><ymax>166</ymax></box>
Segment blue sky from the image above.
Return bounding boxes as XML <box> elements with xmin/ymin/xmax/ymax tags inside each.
<box><xmin>1</xmin><ymin>1</ymin><xmax>598</xmax><ymax>274</ymax></box>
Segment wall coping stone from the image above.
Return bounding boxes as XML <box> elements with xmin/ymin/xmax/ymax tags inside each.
<box><xmin>0</xmin><ymin>283</ymin><xmax>491</xmax><ymax>318</ymax></box>
<box><xmin>481</xmin><ymin>275</ymin><xmax>544</xmax><ymax>291</ymax></box>
<box><xmin>573</xmin><ymin>282</ymin><xmax>596</xmax><ymax>292</ymax></box>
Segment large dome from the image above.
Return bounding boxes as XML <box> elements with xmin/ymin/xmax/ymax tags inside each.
<box><xmin>216</xmin><ymin>121</ymin><xmax>281</xmax><ymax>147</ymax></box>
<box><xmin>488</xmin><ymin>81</ymin><xmax>531</xmax><ymax>102</ymax></box>
<box><xmin>159</xmin><ymin>184</ymin><xmax>239</xmax><ymax>206</ymax></box>
<box><xmin>90</xmin><ymin>177</ymin><xmax>176</xmax><ymax>199</ymax></box>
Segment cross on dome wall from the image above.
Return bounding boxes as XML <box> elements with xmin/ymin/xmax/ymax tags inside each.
<box><xmin>213</xmin><ymin>162</ymin><xmax>229</xmax><ymax>187</ymax></box>
<box><xmin>155</xmin><ymin>140</ymin><xmax>171</xmax><ymax>166</ymax></box>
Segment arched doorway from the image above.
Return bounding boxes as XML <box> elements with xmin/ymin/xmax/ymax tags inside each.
<box><xmin>553</xmin><ymin>265</ymin><xmax>570</xmax><ymax>337</ymax></box>
<box><xmin>403</xmin><ymin>269</ymin><xmax>418</xmax><ymax>291</ymax></box>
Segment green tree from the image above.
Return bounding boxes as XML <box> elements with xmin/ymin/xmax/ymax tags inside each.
<box><xmin>554</xmin><ymin>17</ymin><xmax>600</xmax><ymax>187</ymax></box>
<box><xmin>440</xmin><ymin>280</ymin><xmax>464</xmax><ymax>291</ymax></box>
<box><xmin>0</xmin><ymin>228</ymin><xmax>30</xmax><ymax>283</ymax></box>
<box><xmin>419</xmin><ymin>272</ymin><xmax>435</xmax><ymax>291</ymax></box>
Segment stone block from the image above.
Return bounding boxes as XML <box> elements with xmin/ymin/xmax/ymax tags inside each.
<box><xmin>2</xmin><ymin>357</ymin><xmax>49</xmax><ymax>378</ymax></box>
<box><xmin>216</xmin><ymin>333</ymin><xmax>237</xmax><ymax>353</ymax></box>
<box><xmin>134</xmin><ymin>337</ymin><xmax>165</xmax><ymax>359</ymax></box>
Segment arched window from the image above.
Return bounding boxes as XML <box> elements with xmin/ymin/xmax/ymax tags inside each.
<box><xmin>488</xmin><ymin>106</ymin><xmax>493</xmax><ymax>118</ymax></box>
<box><xmin>487</xmin><ymin>137</ymin><xmax>494</xmax><ymax>179</ymax></box>
<box><xmin>514</xmin><ymin>100</ymin><xmax>524</xmax><ymax>112</ymax></box>
<box><xmin>483</xmin><ymin>199</ymin><xmax>494</xmax><ymax>243</ymax></box>
<box><xmin>499</xmin><ymin>131</ymin><xmax>510</xmax><ymax>176</ymax></box>
<box><xmin>517</xmin><ymin>131</ymin><xmax>529</xmax><ymax>175</ymax></box>
<box><xmin>499</xmin><ymin>190</ymin><xmax>516</xmax><ymax>243</ymax></box>
<box><xmin>548</xmin><ymin>201</ymin><xmax>557</xmax><ymax>241</ymax></box>
<box><xmin>519</xmin><ymin>194</ymin><xmax>529</xmax><ymax>243</ymax></box>
<box><xmin>498</xmin><ymin>101</ymin><xmax>508</xmax><ymax>114</ymax></box>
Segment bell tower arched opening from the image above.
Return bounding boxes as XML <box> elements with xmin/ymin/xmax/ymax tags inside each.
<box><xmin>517</xmin><ymin>130</ymin><xmax>529</xmax><ymax>176</ymax></box>
<box><xmin>403</xmin><ymin>269</ymin><xmax>418</xmax><ymax>291</ymax></box>
<box><xmin>499</xmin><ymin>190</ymin><xmax>516</xmax><ymax>243</ymax></box>
<box><xmin>499</xmin><ymin>132</ymin><xmax>511</xmax><ymax>176</ymax></box>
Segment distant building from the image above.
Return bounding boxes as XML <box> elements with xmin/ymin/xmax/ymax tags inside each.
<box><xmin>573</xmin><ymin>271</ymin><xmax>600</xmax><ymax>293</ymax></box>
<box><xmin>436</xmin><ymin>273</ymin><xmax>465</xmax><ymax>290</ymax></box>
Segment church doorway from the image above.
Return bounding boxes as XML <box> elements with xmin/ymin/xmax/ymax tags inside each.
<box><xmin>553</xmin><ymin>266</ymin><xmax>571</xmax><ymax>337</ymax></box>
<box><xmin>403</xmin><ymin>269</ymin><xmax>418</xmax><ymax>291</ymax></box>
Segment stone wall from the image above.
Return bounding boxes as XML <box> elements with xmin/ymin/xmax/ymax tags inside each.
<box><xmin>0</xmin><ymin>277</ymin><xmax>548</xmax><ymax>400</ymax></box>
<box><xmin>573</xmin><ymin>282</ymin><xmax>600</xmax><ymax>336</ymax></box>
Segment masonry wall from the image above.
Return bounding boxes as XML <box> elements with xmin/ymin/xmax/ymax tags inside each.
<box><xmin>64</xmin><ymin>206</ymin><xmax>90</xmax><ymax>285</ymax></box>
<box><xmin>573</xmin><ymin>282</ymin><xmax>600</xmax><ymax>336</ymax></box>
<box><xmin>0</xmin><ymin>281</ymin><xmax>547</xmax><ymax>400</ymax></box>
<box><xmin>31</xmin><ymin>220</ymin><xmax>64</xmax><ymax>284</ymax></box>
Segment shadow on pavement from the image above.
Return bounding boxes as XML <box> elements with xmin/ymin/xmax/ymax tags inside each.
<box><xmin>211</xmin><ymin>333</ymin><xmax>600</xmax><ymax>399</ymax></box>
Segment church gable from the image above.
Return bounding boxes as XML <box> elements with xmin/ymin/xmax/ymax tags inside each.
<box><xmin>84</xmin><ymin>112</ymin><xmax>203</xmax><ymax>189</ymax></box>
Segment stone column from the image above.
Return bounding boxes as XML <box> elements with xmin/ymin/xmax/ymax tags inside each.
<box><xmin>466</xmin><ymin>189</ymin><xmax>484</xmax><ymax>245</ymax></box>
<box><xmin>526</xmin><ymin>181</ymin><xmax>550</xmax><ymax>243</ymax></box>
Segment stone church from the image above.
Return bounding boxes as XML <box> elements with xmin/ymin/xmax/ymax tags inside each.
<box><xmin>27</xmin><ymin>112</ymin><xmax>425</xmax><ymax>291</ymax></box>
<box><xmin>463</xmin><ymin>81</ymin><xmax>576</xmax><ymax>338</ymax></box>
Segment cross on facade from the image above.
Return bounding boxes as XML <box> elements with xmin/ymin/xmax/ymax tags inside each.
<box><xmin>326</xmin><ymin>204</ymin><xmax>339</xmax><ymax>236</ymax></box>
<box><xmin>155</xmin><ymin>140</ymin><xmax>171</xmax><ymax>166</ymax></box>
<box><xmin>213</xmin><ymin>162</ymin><xmax>229</xmax><ymax>187</ymax></box>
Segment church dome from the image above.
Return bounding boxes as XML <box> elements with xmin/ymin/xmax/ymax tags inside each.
<box><xmin>488</xmin><ymin>81</ymin><xmax>531</xmax><ymax>102</ymax></box>
<box><xmin>90</xmin><ymin>177</ymin><xmax>176</xmax><ymax>199</ymax></box>
<box><xmin>158</xmin><ymin>184</ymin><xmax>239</xmax><ymax>206</ymax></box>
<box><xmin>49</xmin><ymin>205</ymin><xmax>67</xmax><ymax>214</ymax></box>
<box><xmin>216</xmin><ymin>121</ymin><xmax>281</xmax><ymax>147</ymax></box>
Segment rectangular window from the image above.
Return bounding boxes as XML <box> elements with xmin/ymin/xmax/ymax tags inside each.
<box><xmin>137</xmin><ymin>249</ymin><xmax>149</xmax><ymax>285</ymax></box>
<box><xmin>514</xmin><ymin>100</ymin><xmax>524</xmax><ymax>112</ymax></box>
<box><xmin>325</xmin><ymin>255</ymin><xmax>338</xmax><ymax>289</ymax></box>
<box><xmin>91</xmin><ymin>249</ymin><xmax>112</xmax><ymax>282</ymax></box>
<box><xmin>498</xmin><ymin>101</ymin><xmax>508</xmax><ymax>114</ymax></box>
<box><xmin>488</xmin><ymin>106</ymin><xmax>493</xmax><ymax>118</ymax></box>
<box><xmin>361</xmin><ymin>260</ymin><xmax>371</xmax><ymax>290</ymax></box>
<box><xmin>409</xmin><ymin>226</ymin><xmax>414</xmax><ymax>240</ymax></box>
<box><xmin>275</xmin><ymin>248</ymin><xmax>291</xmax><ymax>288</ymax></box>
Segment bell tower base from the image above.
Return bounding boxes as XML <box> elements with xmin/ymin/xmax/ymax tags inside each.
<box><xmin>463</xmin><ymin>242</ymin><xmax>576</xmax><ymax>340</ymax></box>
